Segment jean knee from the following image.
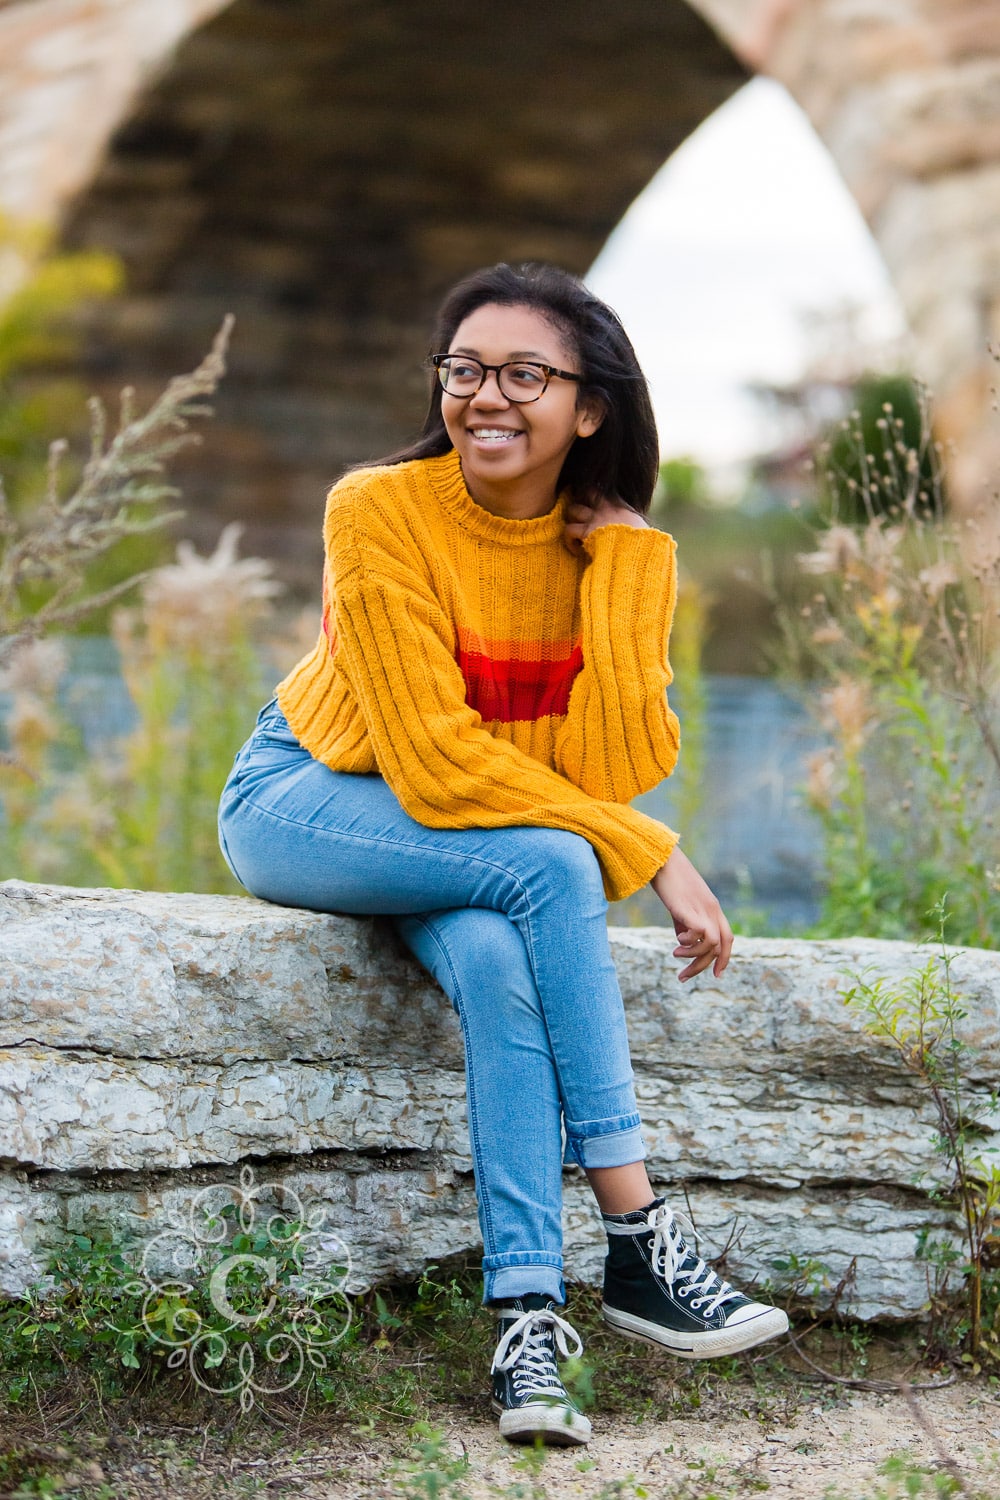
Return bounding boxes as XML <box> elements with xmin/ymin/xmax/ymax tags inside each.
<box><xmin>396</xmin><ymin>908</ymin><xmax>538</xmax><ymax>1019</ymax></box>
<box><xmin>527</xmin><ymin>828</ymin><xmax>607</xmax><ymax>911</ymax></box>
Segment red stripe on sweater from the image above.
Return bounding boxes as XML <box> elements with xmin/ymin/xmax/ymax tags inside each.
<box><xmin>457</xmin><ymin>641</ymin><xmax>583</xmax><ymax>722</ymax></box>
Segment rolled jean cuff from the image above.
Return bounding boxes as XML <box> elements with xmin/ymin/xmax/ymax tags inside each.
<box><xmin>563</xmin><ymin>1114</ymin><xmax>646</xmax><ymax>1169</ymax></box>
<box><xmin>482</xmin><ymin>1252</ymin><xmax>565</xmax><ymax>1307</ymax></box>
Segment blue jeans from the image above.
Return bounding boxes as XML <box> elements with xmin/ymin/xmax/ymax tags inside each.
<box><xmin>217</xmin><ymin>698</ymin><xmax>647</xmax><ymax>1305</ymax></box>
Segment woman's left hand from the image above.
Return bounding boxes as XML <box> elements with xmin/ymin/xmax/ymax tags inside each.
<box><xmin>650</xmin><ymin>846</ymin><xmax>734</xmax><ymax>982</ymax></box>
<box><xmin>562</xmin><ymin>494</ymin><xmax>649</xmax><ymax>555</ymax></box>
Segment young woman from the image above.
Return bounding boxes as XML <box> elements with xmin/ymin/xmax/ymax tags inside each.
<box><xmin>218</xmin><ymin>262</ymin><xmax>788</xmax><ymax>1447</ymax></box>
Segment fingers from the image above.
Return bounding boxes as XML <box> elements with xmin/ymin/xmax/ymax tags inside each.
<box><xmin>672</xmin><ymin>914</ymin><xmax>734</xmax><ymax>983</ymax></box>
<box><xmin>651</xmin><ymin>848</ymin><xmax>733</xmax><ymax>984</ymax></box>
<box><xmin>562</xmin><ymin>495</ymin><xmax>645</xmax><ymax>554</ymax></box>
<box><xmin>674</xmin><ymin>938</ymin><xmax>714</xmax><ymax>983</ymax></box>
<box><xmin>561</xmin><ymin>500</ymin><xmax>598</xmax><ymax>554</ymax></box>
<box><xmin>674</xmin><ymin>946</ymin><xmax>717</xmax><ymax>982</ymax></box>
<box><xmin>564</xmin><ymin>499</ymin><xmax>598</xmax><ymax>525</ymax></box>
<box><xmin>716</xmin><ymin>917</ymin><xmax>734</xmax><ymax>976</ymax></box>
<box><xmin>561</xmin><ymin>523</ymin><xmax>587</xmax><ymax>555</ymax></box>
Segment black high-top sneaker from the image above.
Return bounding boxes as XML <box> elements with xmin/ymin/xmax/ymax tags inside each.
<box><xmin>602</xmin><ymin>1198</ymin><xmax>789</xmax><ymax>1359</ymax></box>
<box><xmin>489</xmin><ymin>1294</ymin><xmax>592</xmax><ymax>1446</ymax></box>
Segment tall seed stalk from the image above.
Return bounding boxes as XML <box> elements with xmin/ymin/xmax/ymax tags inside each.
<box><xmin>783</xmin><ymin>378</ymin><xmax>1000</xmax><ymax>945</ymax></box>
<box><xmin>0</xmin><ymin>316</ymin><xmax>233</xmax><ymax>664</ymax></box>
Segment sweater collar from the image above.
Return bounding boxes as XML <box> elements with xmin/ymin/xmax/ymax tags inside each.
<box><xmin>425</xmin><ymin>448</ymin><xmax>567</xmax><ymax>547</ymax></box>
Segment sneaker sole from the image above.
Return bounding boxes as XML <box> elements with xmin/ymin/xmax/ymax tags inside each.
<box><xmin>492</xmin><ymin>1400</ymin><xmax>592</xmax><ymax>1446</ymax></box>
<box><xmin>601</xmin><ymin>1303</ymin><xmax>789</xmax><ymax>1359</ymax></box>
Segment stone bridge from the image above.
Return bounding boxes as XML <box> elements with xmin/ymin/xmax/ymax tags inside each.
<box><xmin>1</xmin><ymin>0</ymin><xmax>998</xmax><ymax>574</ymax></box>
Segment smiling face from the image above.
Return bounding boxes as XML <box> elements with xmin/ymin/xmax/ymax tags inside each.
<box><xmin>440</xmin><ymin>302</ymin><xmax>604</xmax><ymax>519</ymax></box>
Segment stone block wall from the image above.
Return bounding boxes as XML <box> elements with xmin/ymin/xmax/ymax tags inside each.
<box><xmin>2</xmin><ymin>879</ymin><xmax>998</xmax><ymax>1320</ymax></box>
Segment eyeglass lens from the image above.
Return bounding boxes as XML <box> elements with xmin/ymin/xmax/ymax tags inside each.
<box><xmin>436</xmin><ymin>357</ymin><xmax>549</xmax><ymax>402</ymax></box>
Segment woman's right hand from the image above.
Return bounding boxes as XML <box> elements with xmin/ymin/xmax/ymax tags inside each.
<box><xmin>650</xmin><ymin>846</ymin><xmax>733</xmax><ymax>982</ymax></box>
<box><xmin>561</xmin><ymin>493</ymin><xmax>649</xmax><ymax>555</ymax></box>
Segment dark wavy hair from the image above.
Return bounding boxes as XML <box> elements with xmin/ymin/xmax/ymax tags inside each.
<box><xmin>373</xmin><ymin>262</ymin><xmax>660</xmax><ymax>513</ymax></box>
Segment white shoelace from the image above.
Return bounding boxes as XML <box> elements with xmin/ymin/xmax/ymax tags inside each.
<box><xmin>491</xmin><ymin>1306</ymin><xmax>584</xmax><ymax>1397</ymax></box>
<box><xmin>645</xmin><ymin>1204</ymin><xmax>742</xmax><ymax>1318</ymax></box>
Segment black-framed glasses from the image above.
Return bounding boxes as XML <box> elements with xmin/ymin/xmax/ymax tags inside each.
<box><xmin>428</xmin><ymin>354</ymin><xmax>583</xmax><ymax>403</ymax></box>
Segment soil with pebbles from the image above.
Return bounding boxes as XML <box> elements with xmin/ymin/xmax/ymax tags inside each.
<box><xmin>434</xmin><ymin>1382</ymin><xmax>1000</xmax><ymax>1499</ymax></box>
<box><xmin>4</xmin><ymin>1381</ymin><xmax>998</xmax><ymax>1499</ymax></box>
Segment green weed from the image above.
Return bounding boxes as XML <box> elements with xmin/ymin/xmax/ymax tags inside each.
<box><xmin>1</xmin><ymin>314</ymin><xmax>244</xmax><ymax>890</ymax></box>
<box><xmin>842</xmin><ymin>903</ymin><xmax>1000</xmax><ymax>1369</ymax></box>
<box><xmin>824</xmin><ymin>1450</ymin><xmax>965</xmax><ymax>1499</ymax></box>
<box><xmin>0</xmin><ymin>211</ymin><xmax>122</xmax><ymax>518</ymax></box>
<box><xmin>0</xmin><ymin>1204</ymin><xmax>354</xmax><ymax>1411</ymax></box>
<box><xmin>0</xmin><ymin>315</ymin><xmax>232</xmax><ymax>666</ymax></box>
<box><xmin>392</xmin><ymin>1422</ymin><xmax>471</xmax><ymax>1499</ymax></box>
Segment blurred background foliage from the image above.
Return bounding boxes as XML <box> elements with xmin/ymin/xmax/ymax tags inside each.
<box><xmin>634</xmin><ymin>359</ymin><xmax>998</xmax><ymax>947</ymax></box>
<box><xmin>0</xmin><ymin>214</ymin><xmax>123</xmax><ymax>506</ymax></box>
<box><xmin>0</xmin><ymin>529</ymin><xmax>281</xmax><ymax>893</ymax></box>
<box><xmin>0</xmin><ymin>231</ymin><xmax>996</xmax><ymax>938</ymax></box>
<box><xmin>817</xmin><ymin>373</ymin><xmax>942</xmax><ymax>524</ymax></box>
<box><xmin>0</xmin><ymin>215</ymin><xmax>172</xmax><ymax>632</ymax></box>
<box><xmin>781</xmin><ymin>392</ymin><xmax>999</xmax><ymax>948</ymax></box>
<box><xmin>0</xmin><ymin>228</ymin><xmax>253</xmax><ymax>894</ymax></box>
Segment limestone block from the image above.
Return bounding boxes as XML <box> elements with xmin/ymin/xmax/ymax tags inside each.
<box><xmin>0</xmin><ymin>881</ymin><xmax>463</xmax><ymax>1068</ymax></box>
<box><xmin>0</xmin><ymin>1167</ymin><xmax>957</xmax><ymax>1326</ymax></box>
<box><xmin>1</xmin><ymin>880</ymin><xmax>997</xmax><ymax>1322</ymax></box>
<box><xmin>0</xmin><ymin>1160</ymin><xmax>484</xmax><ymax>1302</ymax></box>
<box><xmin>6</xmin><ymin>1043</ymin><xmax>982</xmax><ymax>1191</ymax></box>
<box><xmin>0</xmin><ymin>1051</ymin><xmax>471</xmax><ymax>1172</ymax></box>
<box><xmin>611</xmin><ymin>929</ymin><xmax>1000</xmax><ymax>1082</ymax></box>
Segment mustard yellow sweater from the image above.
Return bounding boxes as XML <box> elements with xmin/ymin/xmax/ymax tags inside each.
<box><xmin>276</xmin><ymin>448</ymin><xmax>681</xmax><ymax>901</ymax></box>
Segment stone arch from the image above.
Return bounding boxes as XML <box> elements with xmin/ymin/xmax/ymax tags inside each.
<box><xmin>701</xmin><ymin>0</ymin><xmax>1000</xmax><ymax>504</ymax></box>
<box><xmin>2</xmin><ymin>0</ymin><xmax>999</xmax><ymax>565</ymax></box>
<box><xmin>36</xmin><ymin>0</ymin><xmax>749</xmax><ymax>577</ymax></box>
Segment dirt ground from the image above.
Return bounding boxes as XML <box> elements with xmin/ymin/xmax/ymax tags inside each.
<box><xmin>436</xmin><ymin>1382</ymin><xmax>1000</xmax><ymax>1499</ymax></box>
<box><xmin>8</xmin><ymin>1379</ymin><xmax>998</xmax><ymax>1499</ymax></box>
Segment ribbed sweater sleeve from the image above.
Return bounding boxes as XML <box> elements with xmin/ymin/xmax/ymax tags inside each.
<box><xmin>331</xmin><ymin>562</ymin><xmax>678</xmax><ymax>902</ymax></box>
<box><xmin>554</xmin><ymin>524</ymin><xmax>681</xmax><ymax>801</ymax></box>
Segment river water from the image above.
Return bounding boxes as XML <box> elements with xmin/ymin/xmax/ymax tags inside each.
<box><xmin>622</xmin><ymin>676</ymin><xmax>822</xmax><ymax>931</ymax></box>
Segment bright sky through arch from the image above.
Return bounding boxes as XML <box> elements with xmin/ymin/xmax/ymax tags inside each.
<box><xmin>587</xmin><ymin>78</ymin><xmax>908</xmax><ymax>474</ymax></box>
